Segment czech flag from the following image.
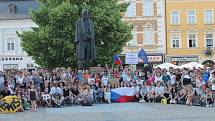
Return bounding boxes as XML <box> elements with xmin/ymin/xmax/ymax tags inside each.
<box><xmin>111</xmin><ymin>87</ymin><xmax>135</xmax><ymax>102</ymax></box>
<box><xmin>113</xmin><ymin>54</ymin><xmax>122</xmax><ymax>65</ymax></box>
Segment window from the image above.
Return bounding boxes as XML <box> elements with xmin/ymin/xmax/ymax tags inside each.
<box><xmin>204</xmin><ymin>9</ymin><xmax>213</xmax><ymax>24</ymax></box>
<box><xmin>7</xmin><ymin>37</ymin><xmax>15</xmax><ymax>51</ymax></box>
<box><xmin>171</xmin><ymin>35</ymin><xmax>180</xmax><ymax>48</ymax></box>
<box><xmin>187</xmin><ymin>10</ymin><xmax>196</xmax><ymax>24</ymax></box>
<box><xmin>8</xmin><ymin>4</ymin><xmax>16</xmax><ymax>14</ymax></box>
<box><xmin>205</xmin><ymin>33</ymin><xmax>213</xmax><ymax>47</ymax></box>
<box><xmin>144</xmin><ymin>28</ymin><xmax>153</xmax><ymax>45</ymax></box>
<box><xmin>171</xmin><ymin>10</ymin><xmax>180</xmax><ymax>25</ymax></box>
<box><xmin>143</xmin><ymin>0</ymin><xmax>153</xmax><ymax>16</ymax></box>
<box><xmin>127</xmin><ymin>31</ymin><xmax>137</xmax><ymax>46</ymax></box>
<box><xmin>188</xmin><ymin>33</ymin><xmax>197</xmax><ymax>48</ymax></box>
<box><xmin>126</xmin><ymin>2</ymin><xmax>136</xmax><ymax>17</ymax></box>
<box><xmin>27</xmin><ymin>64</ymin><xmax>34</xmax><ymax>68</ymax></box>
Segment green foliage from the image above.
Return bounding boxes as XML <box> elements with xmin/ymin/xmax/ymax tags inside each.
<box><xmin>19</xmin><ymin>0</ymin><xmax>132</xmax><ymax>69</ymax></box>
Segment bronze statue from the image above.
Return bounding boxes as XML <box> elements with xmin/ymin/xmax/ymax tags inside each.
<box><xmin>75</xmin><ymin>9</ymin><xmax>96</xmax><ymax>70</ymax></box>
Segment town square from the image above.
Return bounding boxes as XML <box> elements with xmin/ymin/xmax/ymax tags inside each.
<box><xmin>1</xmin><ymin>0</ymin><xmax>215</xmax><ymax>121</ymax></box>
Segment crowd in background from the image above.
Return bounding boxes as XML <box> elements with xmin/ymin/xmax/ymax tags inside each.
<box><xmin>0</xmin><ymin>65</ymin><xmax>215</xmax><ymax>112</ymax></box>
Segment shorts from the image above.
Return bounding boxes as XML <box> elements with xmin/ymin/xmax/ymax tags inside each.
<box><xmin>183</xmin><ymin>78</ymin><xmax>191</xmax><ymax>85</ymax></box>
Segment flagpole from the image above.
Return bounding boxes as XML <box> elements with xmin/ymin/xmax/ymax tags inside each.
<box><xmin>112</xmin><ymin>62</ymin><xmax>114</xmax><ymax>79</ymax></box>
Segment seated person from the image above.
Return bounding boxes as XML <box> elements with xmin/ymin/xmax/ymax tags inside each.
<box><xmin>71</xmin><ymin>85</ymin><xmax>80</xmax><ymax>104</ymax></box>
<box><xmin>186</xmin><ymin>85</ymin><xmax>195</xmax><ymax>106</ymax></box>
<box><xmin>139</xmin><ymin>82</ymin><xmax>150</xmax><ymax>103</ymax></box>
<box><xmin>50</xmin><ymin>82</ymin><xmax>64</xmax><ymax>107</ymax></box>
<box><xmin>0</xmin><ymin>86</ymin><xmax>11</xmax><ymax>99</ymax></box>
<box><xmin>170</xmin><ymin>92</ymin><xmax>178</xmax><ymax>104</ymax></box>
<box><xmin>206</xmin><ymin>88</ymin><xmax>213</xmax><ymax>107</ymax></box>
<box><xmin>132</xmin><ymin>82</ymin><xmax>140</xmax><ymax>102</ymax></box>
<box><xmin>63</xmin><ymin>84</ymin><xmax>73</xmax><ymax>105</ymax></box>
<box><xmin>79</xmin><ymin>85</ymin><xmax>93</xmax><ymax>106</ymax></box>
<box><xmin>41</xmin><ymin>88</ymin><xmax>51</xmax><ymax>107</ymax></box>
<box><xmin>177</xmin><ymin>88</ymin><xmax>187</xmax><ymax>104</ymax></box>
<box><xmin>161</xmin><ymin>86</ymin><xmax>171</xmax><ymax>104</ymax></box>
<box><xmin>154</xmin><ymin>81</ymin><xmax>164</xmax><ymax>102</ymax></box>
<box><xmin>104</xmin><ymin>87</ymin><xmax>111</xmax><ymax>103</ymax></box>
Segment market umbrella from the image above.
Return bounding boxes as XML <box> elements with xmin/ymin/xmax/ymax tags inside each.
<box><xmin>0</xmin><ymin>96</ymin><xmax>21</xmax><ymax>113</ymax></box>
<box><xmin>180</xmin><ymin>62</ymin><xmax>204</xmax><ymax>69</ymax></box>
<box><xmin>155</xmin><ymin>62</ymin><xmax>179</xmax><ymax>69</ymax></box>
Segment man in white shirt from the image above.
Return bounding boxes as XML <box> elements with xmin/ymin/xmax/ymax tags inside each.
<box><xmin>154</xmin><ymin>81</ymin><xmax>164</xmax><ymax>102</ymax></box>
<box><xmin>132</xmin><ymin>82</ymin><xmax>140</xmax><ymax>102</ymax></box>
<box><xmin>101</xmin><ymin>73</ymin><xmax>109</xmax><ymax>86</ymax></box>
<box><xmin>50</xmin><ymin>82</ymin><xmax>64</xmax><ymax>107</ymax></box>
<box><xmin>15</xmin><ymin>72</ymin><xmax>24</xmax><ymax>86</ymax></box>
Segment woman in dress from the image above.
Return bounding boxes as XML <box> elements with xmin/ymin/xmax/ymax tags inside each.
<box><xmin>29</xmin><ymin>84</ymin><xmax>37</xmax><ymax>111</ymax></box>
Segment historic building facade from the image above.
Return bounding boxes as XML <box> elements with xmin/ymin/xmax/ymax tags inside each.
<box><xmin>0</xmin><ymin>0</ymin><xmax>39</xmax><ymax>70</ymax></box>
<box><xmin>166</xmin><ymin>0</ymin><xmax>215</xmax><ymax>66</ymax></box>
<box><xmin>120</xmin><ymin>0</ymin><xmax>166</xmax><ymax>66</ymax></box>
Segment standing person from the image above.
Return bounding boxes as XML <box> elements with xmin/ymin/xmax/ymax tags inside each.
<box><xmin>162</xmin><ymin>69</ymin><xmax>171</xmax><ymax>85</ymax></box>
<box><xmin>209</xmin><ymin>71</ymin><xmax>215</xmax><ymax>104</ymax></box>
<box><xmin>29</xmin><ymin>84</ymin><xmax>37</xmax><ymax>111</ymax></box>
<box><xmin>0</xmin><ymin>71</ymin><xmax>5</xmax><ymax>91</ymax></box>
<box><xmin>32</xmin><ymin>72</ymin><xmax>42</xmax><ymax>92</ymax></box>
<box><xmin>203</xmin><ymin>66</ymin><xmax>210</xmax><ymax>84</ymax></box>
<box><xmin>182</xmin><ymin>69</ymin><xmax>191</xmax><ymax>86</ymax></box>
<box><xmin>101</xmin><ymin>72</ymin><xmax>109</xmax><ymax>86</ymax></box>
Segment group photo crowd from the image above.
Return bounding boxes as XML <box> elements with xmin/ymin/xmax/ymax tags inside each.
<box><xmin>0</xmin><ymin>65</ymin><xmax>215</xmax><ymax>112</ymax></box>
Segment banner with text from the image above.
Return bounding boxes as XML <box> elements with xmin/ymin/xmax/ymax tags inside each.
<box><xmin>125</xmin><ymin>53</ymin><xmax>138</xmax><ymax>64</ymax></box>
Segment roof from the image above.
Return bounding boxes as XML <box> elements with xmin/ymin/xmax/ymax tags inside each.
<box><xmin>0</xmin><ymin>0</ymin><xmax>39</xmax><ymax>20</ymax></box>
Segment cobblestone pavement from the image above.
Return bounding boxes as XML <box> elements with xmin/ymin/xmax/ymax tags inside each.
<box><xmin>0</xmin><ymin>103</ymin><xmax>215</xmax><ymax>121</ymax></box>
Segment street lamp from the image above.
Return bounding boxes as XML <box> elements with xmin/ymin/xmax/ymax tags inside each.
<box><xmin>127</xmin><ymin>43</ymin><xmax>135</xmax><ymax>53</ymax></box>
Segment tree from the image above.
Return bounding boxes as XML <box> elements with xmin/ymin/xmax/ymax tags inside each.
<box><xmin>19</xmin><ymin>0</ymin><xmax>132</xmax><ymax>69</ymax></box>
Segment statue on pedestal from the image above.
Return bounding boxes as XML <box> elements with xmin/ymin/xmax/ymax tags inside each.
<box><xmin>75</xmin><ymin>9</ymin><xmax>96</xmax><ymax>70</ymax></box>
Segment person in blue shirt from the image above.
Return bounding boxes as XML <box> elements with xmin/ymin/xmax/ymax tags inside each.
<box><xmin>162</xmin><ymin>69</ymin><xmax>171</xmax><ymax>85</ymax></box>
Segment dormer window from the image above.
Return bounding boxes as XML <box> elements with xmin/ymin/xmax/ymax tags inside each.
<box><xmin>8</xmin><ymin>4</ymin><xmax>16</xmax><ymax>14</ymax></box>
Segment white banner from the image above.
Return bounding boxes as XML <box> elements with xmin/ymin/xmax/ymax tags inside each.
<box><xmin>125</xmin><ymin>53</ymin><xmax>138</xmax><ymax>64</ymax></box>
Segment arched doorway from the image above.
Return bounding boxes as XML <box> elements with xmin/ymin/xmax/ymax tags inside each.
<box><xmin>202</xmin><ymin>60</ymin><xmax>215</xmax><ymax>67</ymax></box>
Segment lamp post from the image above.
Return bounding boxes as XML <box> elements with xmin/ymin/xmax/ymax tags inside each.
<box><xmin>127</xmin><ymin>43</ymin><xmax>136</xmax><ymax>72</ymax></box>
<box><xmin>127</xmin><ymin>43</ymin><xmax>135</xmax><ymax>54</ymax></box>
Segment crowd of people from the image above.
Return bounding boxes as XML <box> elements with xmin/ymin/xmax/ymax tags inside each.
<box><xmin>0</xmin><ymin>65</ymin><xmax>215</xmax><ymax>112</ymax></box>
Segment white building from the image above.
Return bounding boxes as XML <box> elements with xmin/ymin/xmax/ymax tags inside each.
<box><xmin>0</xmin><ymin>0</ymin><xmax>39</xmax><ymax>70</ymax></box>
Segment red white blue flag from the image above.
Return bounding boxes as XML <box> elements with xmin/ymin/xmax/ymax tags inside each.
<box><xmin>111</xmin><ymin>87</ymin><xmax>135</xmax><ymax>102</ymax></box>
<box><xmin>113</xmin><ymin>54</ymin><xmax>122</xmax><ymax>65</ymax></box>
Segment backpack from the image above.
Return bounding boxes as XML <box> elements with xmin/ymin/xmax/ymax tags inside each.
<box><xmin>161</xmin><ymin>98</ymin><xmax>167</xmax><ymax>104</ymax></box>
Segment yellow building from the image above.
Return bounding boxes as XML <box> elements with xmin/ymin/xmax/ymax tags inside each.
<box><xmin>166</xmin><ymin>0</ymin><xmax>215</xmax><ymax>66</ymax></box>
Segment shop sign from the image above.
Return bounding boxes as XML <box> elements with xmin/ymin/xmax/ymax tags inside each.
<box><xmin>148</xmin><ymin>56</ymin><xmax>163</xmax><ymax>62</ymax></box>
<box><xmin>171</xmin><ymin>57</ymin><xmax>198</xmax><ymax>62</ymax></box>
<box><xmin>3</xmin><ymin>64</ymin><xmax>18</xmax><ymax>70</ymax></box>
<box><xmin>139</xmin><ymin>55</ymin><xmax>163</xmax><ymax>63</ymax></box>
